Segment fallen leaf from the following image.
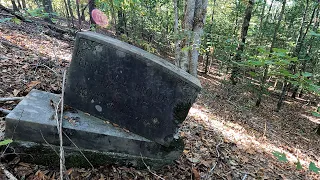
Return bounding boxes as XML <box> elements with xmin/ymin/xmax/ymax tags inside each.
<box><xmin>192</xmin><ymin>168</ymin><xmax>200</xmax><ymax>180</ymax></box>
<box><xmin>13</xmin><ymin>89</ymin><xmax>20</xmax><ymax>96</ymax></box>
<box><xmin>187</xmin><ymin>157</ymin><xmax>200</xmax><ymax>163</ymax></box>
<box><xmin>25</xmin><ymin>80</ymin><xmax>41</xmax><ymax>92</ymax></box>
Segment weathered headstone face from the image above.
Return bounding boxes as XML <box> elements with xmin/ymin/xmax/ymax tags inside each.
<box><xmin>65</xmin><ymin>32</ymin><xmax>201</xmax><ymax>146</ymax></box>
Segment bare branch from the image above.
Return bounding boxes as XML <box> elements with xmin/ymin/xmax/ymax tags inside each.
<box><xmin>0</xmin><ymin>97</ymin><xmax>24</xmax><ymax>102</ymax></box>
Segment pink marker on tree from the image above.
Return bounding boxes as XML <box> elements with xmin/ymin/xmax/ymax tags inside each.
<box><xmin>91</xmin><ymin>9</ymin><xmax>109</xmax><ymax>28</ymax></box>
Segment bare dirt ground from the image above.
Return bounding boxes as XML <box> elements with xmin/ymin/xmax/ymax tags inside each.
<box><xmin>1</xmin><ymin>15</ymin><xmax>320</xmax><ymax>179</ymax></box>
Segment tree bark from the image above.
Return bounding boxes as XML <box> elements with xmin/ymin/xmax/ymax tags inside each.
<box><xmin>17</xmin><ymin>0</ymin><xmax>22</xmax><ymax>9</ymax></box>
<box><xmin>76</xmin><ymin>0</ymin><xmax>81</xmax><ymax>29</ymax></box>
<box><xmin>180</xmin><ymin>0</ymin><xmax>196</xmax><ymax>72</ymax></box>
<box><xmin>63</xmin><ymin>0</ymin><xmax>70</xmax><ymax>24</ymax></box>
<box><xmin>11</xmin><ymin>0</ymin><xmax>19</xmax><ymax>11</ymax></box>
<box><xmin>81</xmin><ymin>3</ymin><xmax>88</xmax><ymax>21</ymax></box>
<box><xmin>88</xmin><ymin>0</ymin><xmax>96</xmax><ymax>25</ymax></box>
<box><xmin>276</xmin><ymin>80</ymin><xmax>288</xmax><ymax>112</ymax></box>
<box><xmin>67</xmin><ymin>0</ymin><xmax>74</xmax><ymax>27</ymax></box>
<box><xmin>230</xmin><ymin>0</ymin><xmax>255</xmax><ymax>85</ymax></box>
<box><xmin>256</xmin><ymin>0</ymin><xmax>286</xmax><ymax>107</ymax></box>
<box><xmin>42</xmin><ymin>0</ymin><xmax>53</xmax><ymax>23</ymax></box>
<box><xmin>175</xmin><ymin>0</ymin><xmax>208</xmax><ymax>77</ymax></box>
<box><xmin>292</xmin><ymin>2</ymin><xmax>318</xmax><ymax>98</ymax></box>
<box><xmin>190</xmin><ymin>0</ymin><xmax>208</xmax><ymax>76</ymax></box>
<box><xmin>21</xmin><ymin>0</ymin><xmax>26</xmax><ymax>9</ymax></box>
<box><xmin>109</xmin><ymin>0</ymin><xmax>116</xmax><ymax>27</ymax></box>
<box><xmin>117</xmin><ymin>7</ymin><xmax>126</xmax><ymax>34</ymax></box>
<box><xmin>174</xmin><ymin>0</ymin><xmax>181</xmax><ymax>66</ymax></box>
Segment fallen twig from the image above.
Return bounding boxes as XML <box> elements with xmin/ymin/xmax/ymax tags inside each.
<box><xmin>242</xmin><ymin>173</ymin><xmax>248</xmax><ymax>180</ymax></box>
<box><xmin>0</xmin><ymin>97</ymin><xmax>24</xmax><ymax>102</ymax></box>
<box><xmin>62</xmin><ymin>131</ymin><xmax>94</xmax><ymax>169</ymax></box>
<box><xmin>40</xmin><ymin>130</ymin><xmax>59</xmax><ymax>157</ymax></box>
<box><xmin>0</xmin><ymin>108</ymin><xmax>11</xmax><ymax>115</ymax></box>
<box><xmin>59</xmin><ymin>70</ymin><xmax>66</xmax><ymax>180</ymax></box>
<box><xmin>140</xmin><ymin>153</ymin><xmax>165</xmax><ymax>180</ymax></box>
<box><xmin>0</xmin><ymin>164</ymin><xmax>17</xmax><ymax>180</ymax></box>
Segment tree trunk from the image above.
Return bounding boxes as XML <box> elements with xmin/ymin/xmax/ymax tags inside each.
<box><xmin>76</xmin><ymin>0</ymin><xmax>81</xmax><ymax>29</ymax></box>
<box><xmin>292</xmin><ymin>2</ymin><xmax>318</xmax><ymax>98</ymax></box>
<box><xmin>88</xmin><ymin>0</ymin><xmax>96</xmax><ymax>25</ymax></box>
<box><xmin>11</xmin><ymin>0</ymin><xmax>19</xmax><ymax>11</ymax></box>
<box><xmin>174</xmin><ymin>0</ymin><xmax>181</xmax><ymax>66</ymax></box>
<box><xmin>63</xmin><ymin>0</ymin><xmax>70</xmax><ymax>24</ymax></box>
<box><xmin>67</xmin><ymin>0</ymin><xmax>74</xmax><ymax>27</ymax></box>
<box><xmin>42</xmin><ymin>0</ymin><xmax>53</xmax><ymax>23</ymax></box>
<box><xmin>204</xmin><ymin>51</ymin><xmax>209</xmax><ymax>74</ymax></box>
<box><xmin>81</xmin><ymin>3</ymin><xmax>88</xmax><ymax>21</ymax></box>
<box><xmin>256</xmin><ymin>0</ymin><xmax>286</xmax><ymax>107</ymax></box>
<box><xmin>190</xmin><ymin>0</ymin><xmax>208</xmax><ymax>76</ymax></box>
<box><xmin>21</xmin><ymin>0</ymin><xmax>26</xmax><ymax>9</ymax></box>
<box><xmin>230</xmin><ymin>0</ymin><xmax>255</xmax><ymax>85</ymax></box>
<box><xmin>289</xmin><ymin>0</ymin><xmax>310</xmax><ymax>95</ymax></box>
<box><xmin>117</xmin><ymin>7</ymin><xmax>126</xmax><ymax>34</ymax></box>
<box><xmin>17</xmin><ymin>0</ymin><xmax>22</xmax><ymax>9</ymax></box>
<box><xmin>180</xmin><ymin>0</ymin><xmax>196</xmax><ymax>72</ymax></box>
<box><xmin>233</xmin><ymin>0</ymin><xmax>239</xmax><ymax>35</ymax></box>
<box><xmin>109</xmin><ymin>0</ymin><xmax>116</xmax><ymax>27</ymax></box>
<box><xmin>276</xmin><ymin>80</ymin><xmax>288</xmax><ymax>112</ymax></box>
<box><xmin>175</xmin><ymin>0</ymin><xmax>208</xmax><ymax>77</ymax></box>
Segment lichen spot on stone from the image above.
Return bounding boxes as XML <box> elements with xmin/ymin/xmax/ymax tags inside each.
<box><xmin>152</xmin><ymin>118</ymin><xmax>159</xmax><ymax>124</ymax></box>
<box><xmin>95</xmin><ymin>105</ymin><xmax>102</xmax><ymax>112</ymax></box>
<box><xmin>116</xmin><ymin>50</ymin><xmax>126</xmax><ymax>58</ymax></box>
<box><xmin>91</xmin><ymin>99</ymin><xmax>95</xmax><ymax>103</ymax></box>
<box><xmin>95</xmin><ymin>45</ymin><xmax>103</xmax><ymax>53</ymax></box>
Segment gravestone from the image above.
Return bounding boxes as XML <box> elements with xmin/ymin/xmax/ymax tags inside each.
<box><xmin>65</xmin><ymin>31</ymin><xmax>202</xmax><ymax>146</ymax></box>
<box><xmin>5</xmin><ymin>31</ymin><xmax>201</xmax><ymax>169</ymax></box>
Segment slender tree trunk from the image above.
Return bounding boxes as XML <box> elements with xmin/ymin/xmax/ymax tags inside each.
<box><xmin>117</xmin><ymin>7</ymin><xmax>126</xmax><ymax>34</ymax></box>
<box><xmin>256</xmin><ymin>0</ymin><xmax>286</xmax><ymax>107</ymax></box>
<box><xmin>21</xmin><ymin>0</ymin><xmax>26</xmax><ymax>9</ymax></box>
<box><xmin>42</xmin><ymin>0</ymin><xmax>53</xmax><ymax>23</ymax></box>
<box><xmin>190</xmin><ymin>0</ymin><xmax>208</xmax><ymax>76</ymax></box>
<box><xmin>230</xmin><ymin>0</ymin><xmax>255</xmax><ymax>85</ymax></box>
<box><xmin>81</xmin><ymin>3</ymin><xmax>88</xmax><ymax>21</ymax></box>
<box><xmin>17</xmin><ymin>0</ymin><xmax>22</xmax><ymax>9</ymax></box>
<box><xmin>109</xmin><ymin>0</ymin><xmax>116</xmax><ymax>27</ymax></box>
<box><xmin>76</xmin><ymin>0</ymin><xmax>81</xmax><ymax>29</ymax></box>
<box><xmin>11</xmin><ymin>0</ymin><xmax>19</xmax><ymax>11</ymax></box>
<box><xmin>88</xmin><ymin>0</ymin><xmax>96</xmax><ymax>25</ymax></box>
<box><xmin>63</xmin><ymin>0</ymin><xmax>70</xmax><ymax>24</ymax></box>
<box><xmin>180</xmin><ymin>0</ymin><xmax>196</xmax><ymax>72</ymax></box>
<box><xmin>276</xmin><ymin>80</ymin><xmax>288</xmax><ymax>111</ymax></box>
<box><xmin>258</xmin><ymin>0</ymin><xmax>267</xmax><ymax>41</ymax></box>
<box><xmin>67</xmin><ymin>0</ymin><xmax>74</xmax><ymax>27</ymax></box>
<box><xmin>233</xmin><ymin>0</ymin><xmax>239</xmax><ymax>35</ymax></box>
<box><xmin>174</xmin><ymin>0</ymin><xmax>181</xmax><ymax>66</ymax></box>
<box><xmin>204</xmin><ymin>51</ymin><xmax>209</xmax><ymax>74</ymax></box>
<box><xmin>292</xmin><ymin>2</ymin><xmax>318</xmax><ymax>98</ymax></box>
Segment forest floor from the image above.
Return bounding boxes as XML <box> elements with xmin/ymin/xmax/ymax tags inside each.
<box><xmin>1</xmin><ymin>13</ymin><xmax>320</xmax><ymax>180</ymax></box>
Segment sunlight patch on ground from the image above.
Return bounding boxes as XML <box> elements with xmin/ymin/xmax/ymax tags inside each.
<box><xmin>301</xmin><ymin>114</ymin><xmax>320</xmax><ymax>124</ymax></box>
<box><xmin>0</xmin><ymin>30</ymin><xmax>71</xmax><ymax>61</ymax></box>
<box><xmin>189</xmin><ymin>106</ymin><xmax>320</xmax><ymax>171</ymax></box>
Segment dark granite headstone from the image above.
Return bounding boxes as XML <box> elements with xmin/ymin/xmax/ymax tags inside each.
<box><xmin>65</xmin><ymin>32</ymin><xmax>201</xmax><ymax>146</ymax></box>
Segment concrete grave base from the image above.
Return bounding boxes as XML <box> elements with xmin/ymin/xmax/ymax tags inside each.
<box><xmin>5</xmin><ymin>90</ymin><xmax>183</xmax><ymax>169</ymax></box>
<box><xmin>7</xmin><ymin>141</ymin><xmax>173</xmax><ymax>169</ymax></box>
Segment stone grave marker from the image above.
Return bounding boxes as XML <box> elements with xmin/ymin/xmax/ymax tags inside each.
<box><xmin>5</xmin><ymin>31</ymin><xmax>201</xmax><ymax>168</ymax></box>
<box><xmin>64</xmin><ymin>31</ymin><xmax>202</xmax><ymax>146</ymax></box>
